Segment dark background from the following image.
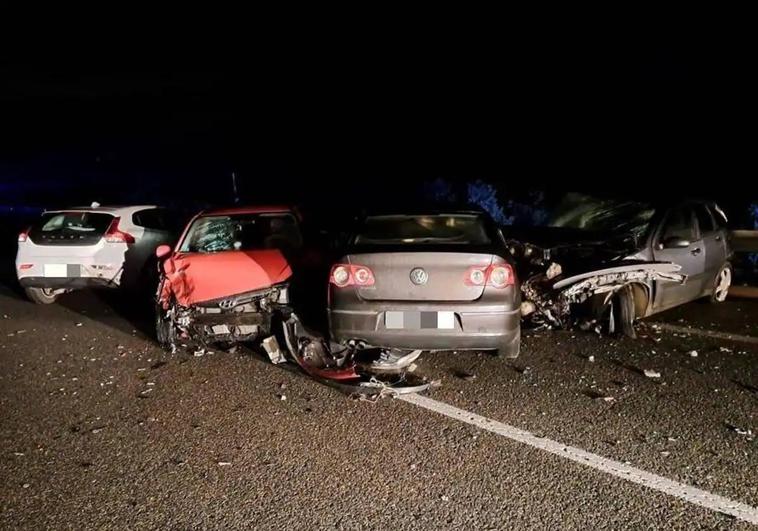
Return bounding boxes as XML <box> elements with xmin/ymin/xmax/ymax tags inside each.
<box><xmin>0</xmin><ymin>24</ymin><xmax>754</xmax><ymax>221</ymax></box>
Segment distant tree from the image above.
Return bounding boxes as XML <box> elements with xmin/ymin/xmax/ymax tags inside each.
<box><xmin>467</xmin><ymin>179</ymin><xmax>513</xmax><ymax>225</ymax></box>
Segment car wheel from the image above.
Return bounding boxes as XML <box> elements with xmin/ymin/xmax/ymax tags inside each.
<box><xmin>155</xmin><ymin>302</ymin><xmax>176</xmax><ymax>351</ymax></box>
<box><xmin>24</xmin><ymin>287</ymin><xmax>60</xmax><ymax>305</ymax></box>
<box><xmin>710</xmin><ymin>263</ymin><xmax>732</xmax><ymax>303</ymax></box>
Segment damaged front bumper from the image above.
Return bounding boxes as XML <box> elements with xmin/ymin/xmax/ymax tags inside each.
<box><xmin>515</xmin><ymin>250</ymin><xmax>686</xmax><ymax>336</ymax></box>
<box><xmin>160</xmin><ymin>284</ymin><xmax>290</xmax><ymax>347</ymax></box>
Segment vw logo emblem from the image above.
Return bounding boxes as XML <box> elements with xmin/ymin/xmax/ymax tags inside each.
<box><xmin>410</xmin><ymin>268</ymin><xmax>428</xmax><ymax>285</ymax></box>
<box><xmin>218</xmin><ymin>298</ymin><xmax>236</xmax><ymax>310</ymax></box>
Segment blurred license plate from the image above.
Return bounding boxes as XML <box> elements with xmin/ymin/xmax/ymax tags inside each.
<box><xmin>385</xmin><ymin>311</ymin><xmax>455</xmax><ymax>330</ymax></box>
<box><xmin>44</xmin><ymin>264</ymin><xmax>79</xmax><ymax>277</ymax></box>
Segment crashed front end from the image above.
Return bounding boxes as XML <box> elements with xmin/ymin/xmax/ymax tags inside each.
<box><xmin>510</xmin><ymin>241</ymin><xmax>686</xmax><ymax>337</ymax></box>
<box><xmin>168</xmin><ymin>284</ymin><xmax>290</xmax><ymax>346</ymax></box>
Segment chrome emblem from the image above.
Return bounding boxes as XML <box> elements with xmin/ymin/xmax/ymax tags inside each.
<box><xmin>410</xmin><ymin>268</ymin><xmax>428</xmax><ymax>285</ymax></box>
<box><xmin>218</xmin><ymin>298</ymin><xmax>236</xmax><ymax>310</ymax></box>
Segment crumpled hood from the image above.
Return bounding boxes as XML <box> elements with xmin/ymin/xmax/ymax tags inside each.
<box><xmin>161</xmin><ymin>249</ymin><xmax>292</xmax><ymax>306</ymax></box>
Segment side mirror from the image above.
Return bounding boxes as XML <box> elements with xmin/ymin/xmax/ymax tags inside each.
<box><xmin>662</xmin><ymin>236</ymin><xmax>690</xmax><ymax>249</ymax></box>
<box><xmin>155</xmin><ymin>244</ymin><xmax>172</xmax><ymax>259</ymax></box>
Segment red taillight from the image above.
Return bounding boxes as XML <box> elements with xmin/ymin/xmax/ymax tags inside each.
<box><xmin>104</xmin><ymin>217</ymin><xmax>135</xmax><ymax>244</ymax></box>
<box><xmin>329</xmin><ymin>264</ymin><xmax>375</xmax><ymax>287</ymax></box>
<box><xmin>17</xmin><ymin>227</ymin><xmax>30</xmax><ymax>243</ymax></box>
<box><xmin>464</xmin><ymin>264</ymin><xmax>515</xmax><ymax>288</ymax></box>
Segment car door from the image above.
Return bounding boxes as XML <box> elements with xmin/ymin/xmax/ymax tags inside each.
<box><xmin>693</xmin><ymin>203</ymin><xmax>726</xmax><ymax>295</ymax></box>
<box><xmin>651</xmin><ymin>205</ymin><xmax>706</xmax><ymax>310</ymax></box>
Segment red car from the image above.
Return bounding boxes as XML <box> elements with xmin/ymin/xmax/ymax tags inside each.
<box><xmin>154</xmin><ymin>206</ymin><xmax>302</xmax><ymax>350</ymax></box>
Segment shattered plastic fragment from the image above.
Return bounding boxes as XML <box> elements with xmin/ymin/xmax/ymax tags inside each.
<box><xmin>545</xmin><ymin>262</ymin><xmax>562</xmax><ymax>280</ymax></box>
<box><xmin>688</xmin><ymin>350</ymin><xmax>698</xmax><ymax>358</ymax></box>
<box><xmin>262</xmin><ymin>336</ymin><xmax>287</xmax><ymax>364</ymax></box>
<box><xmin>643</xmin><ymin>369</ymin><xmax>661</xmax><ymax>379</ymax></box>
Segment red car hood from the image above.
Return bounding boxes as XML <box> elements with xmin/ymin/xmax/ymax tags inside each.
<box><xmin>162</xmin><ymin>249</ymin><xmax>293</xmax><ymax>306</ymax></box>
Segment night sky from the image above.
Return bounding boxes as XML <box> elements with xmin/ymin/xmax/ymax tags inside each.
<box><xmin>0</xmin><ymin>28</ymin><xmax>753</xmax><ymax>211</ymax></box>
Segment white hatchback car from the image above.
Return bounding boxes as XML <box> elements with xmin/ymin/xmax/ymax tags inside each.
<box><xmin>16</xmin><ymin>204</ymin><xmax>175</xmax><ymax>304</ymax></box>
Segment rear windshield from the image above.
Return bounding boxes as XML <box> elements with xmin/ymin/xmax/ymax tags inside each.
<box><xmin>29</xmin><ymin>211</ymin><xmax>113</xmax><ymax>245</ymax></box>
<box><xmin>353</xmin><ymin>214</ymin><xmax>491</xmax><ymax>245</ymax></box>
<box><xmin>179</xmin><ymin>213</ymin><xmax>302</xmax><ymax>253</ymax></box>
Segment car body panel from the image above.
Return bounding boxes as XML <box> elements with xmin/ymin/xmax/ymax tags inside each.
<box><xmin>159</xmin><ymin>249</ymin><xmax>292</xmax><ymax>307</ymax></box>
<box><xmin>345</xmin><ymin>252</ymin><xmax>494</xmax><ymax>302</ymax></box>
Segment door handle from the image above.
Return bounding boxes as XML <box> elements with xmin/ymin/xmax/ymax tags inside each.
<box><xmin>690</xmin><ymin>247</ymin><xmax>702</xmax><ymax>255</ymax></box>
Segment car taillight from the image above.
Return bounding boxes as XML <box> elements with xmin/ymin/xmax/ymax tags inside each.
<box><xmin>17</xmin><ymin>227</ymin><xmax>30</xmax><ymax>243</ymax></box>
<box><xmin>488</xmin><ymin>265</ymin><xmax>513</xmax><ymax>288</ymax></box>
<box><xmin>104</xmin><ymin>217</ymin><xmax>135</xmax><ymax>244</ymax></box>
<box><xmin>329</xmin><ymin>264</ymin><xmax>375</xmax><ymax>287</ymax></box>
<box><xmin>464</xmin><ymin>264</ymin><xmax>514</xmax><ymax>288</ymax></box>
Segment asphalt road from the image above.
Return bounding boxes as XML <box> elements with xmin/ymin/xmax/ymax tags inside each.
<box><xmin>0</xmin><ymin>280</ymin><xmax>756</xmax><ymax>529</ymax></box>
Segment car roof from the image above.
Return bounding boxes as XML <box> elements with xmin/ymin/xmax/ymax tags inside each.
<box><xmin>199</xmin><ymin>205</ymin><xmax>294</xmax><ymax>216</ymax></box>
<box><xmin>361</xmin><ymin>205</ymin><xmax>487</xmax><ymax>217</ymax></box>
<box><xmin>44</xmin><ymin>205</ymin><xmax>159</xmax><ymax>215</ymax></box>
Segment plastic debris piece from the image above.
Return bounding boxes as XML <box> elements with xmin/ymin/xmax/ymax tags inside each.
<box><xmin>278</xmin><ymin>394</ymin><xmax>287</xmax><ymax>401</ymax></box>
<box><xmin>217</xmin><ymin>461</ymin><xmax>232</xmax><ymax>466</ymax></box>
<box><xmin>643</xmin><ymin>369</ymin><xmax>661</xmax><ymax>378</ymax></box>
<box><xmin>719</xmin><ymin>347</ymin><xmax>732</xmax><ymax>353</ymax></box>
<box><xmin>588</xmin><ymin>355</ymin><xmax>595</xmax><ymax>362</ymax></box>
<box><xmin>688</xmin><ymin>350</ymin><xmax>698</xmax><ymax>358</ymax></box>
<box><xmin>545</xmin><ymin>262</ymin><xmax>562</xmax><ymax>280</ymax></box>
<box><xmin>75</xmin><ymin>322</ymin><xmax>83</xmax><ymax>327</ymax></box>
<box><xmin>262</xmin><ymin>336</ymin><xmax>287</xmax><ymax>364</ymax></box>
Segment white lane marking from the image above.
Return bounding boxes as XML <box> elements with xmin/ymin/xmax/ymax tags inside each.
<box><xmin>399</xmin><ymin>393</ymin><xmax>758</xmax><ymax>525</ymax></box>
<box><xmin>653</xmin><ymin>323</ymin><xmax>758</xmax><ymax>345</ymax></box>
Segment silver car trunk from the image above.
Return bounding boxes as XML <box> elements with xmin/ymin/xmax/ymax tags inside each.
<box><xmin>348</xmin><ymin>252</ymin><xmax>494</xmax><ymax>302</ymax></box>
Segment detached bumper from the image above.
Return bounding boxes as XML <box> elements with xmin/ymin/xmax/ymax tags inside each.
<box><xmin>329</xmin><ymin>302</ymin><xmax>521</xmax><ymax>352</ymax></box>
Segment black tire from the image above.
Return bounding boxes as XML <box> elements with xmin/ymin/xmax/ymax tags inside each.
<box><xmin>24</xmin><ymin>287</ymin><xmax>59</xmax><ymax>305</ymax></box>
<box><xmin>709</xmin><ymin>263</ymin><xmax>732</xmax><ymax>303</ymax></box>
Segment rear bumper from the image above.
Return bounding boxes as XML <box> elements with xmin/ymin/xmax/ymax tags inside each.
<box><xmin>329</xmin><ymin>301</ymin><xmax>521</xmax><ymax>351</ymax></box>
<box><xmin>18</xmin><ymin>276</ymin><xmax>117</xmax><ymax>290</ymax></box>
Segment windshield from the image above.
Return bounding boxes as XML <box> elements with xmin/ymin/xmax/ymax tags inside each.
<box><xmin>549</xmin><ymin>193</ymin><xmax>655</xmax><ymax>236</ymax></box>
<box><xmin>179</xmin><ymin>213</ymin><xmax>302</xmax><ymax>253</ymax></box>
<box><xmin>353</xmin><ymin>214</ymin><xmax>491</xmax><ymax>245</ymax></box>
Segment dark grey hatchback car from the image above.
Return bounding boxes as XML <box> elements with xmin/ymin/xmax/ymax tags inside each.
<box><xmin>532</xmin><ymin>196</ymin><xmax>734</xmax><ymax>316</ymax></box>
<box><xmin>327</xmin><ymin>211</ymin><xmax>521</xmax><ymax>358</ymax></box>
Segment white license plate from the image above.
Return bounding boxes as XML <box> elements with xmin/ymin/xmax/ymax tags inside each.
<box><xmin>43</xmin><ymin>264</ymin><xmax>68</xmax><ymax>278</ymax></box>
<box><xmin>385</xmin><ymin>311</ymin><xmax>455</xmax><ymax>330</ymax></box>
